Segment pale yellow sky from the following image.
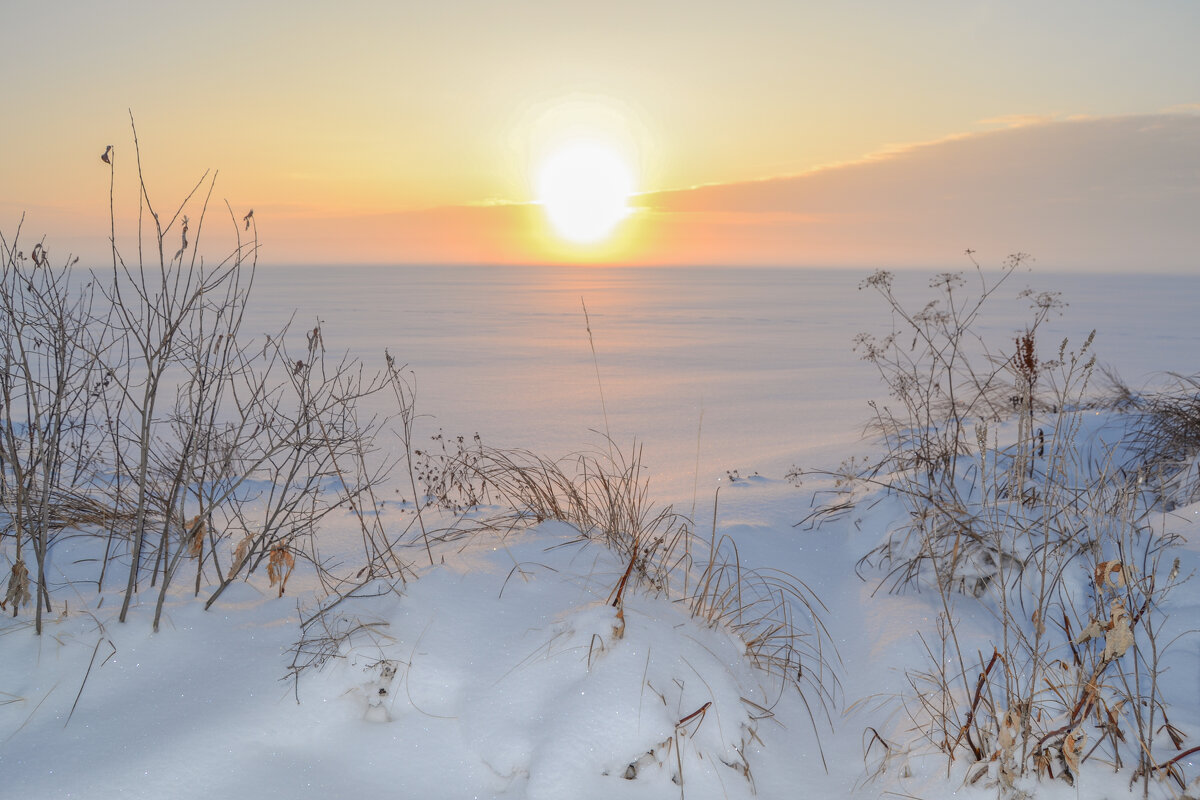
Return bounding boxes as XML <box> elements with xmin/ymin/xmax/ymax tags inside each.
<box><xmin>2</xmin><ymin>1</ymin><xmax>1199</xmax><ymax>268</ymax></box>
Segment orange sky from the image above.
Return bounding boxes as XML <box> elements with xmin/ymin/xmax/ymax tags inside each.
<box><xmin>2</xmin><ymin>2</ymin><xmax>1199</xmax><ymax>270</ymax></box>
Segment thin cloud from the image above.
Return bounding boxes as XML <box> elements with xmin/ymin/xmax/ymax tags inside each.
<box><xmin>977</xmin><ymin>113</ymin><xmax>1060</xmax><ymax>129</ymax></box>
<box><xmin>634</xmin><ymin>113</ymin><xmax>1200</xmax><ymax>270</ymax></box>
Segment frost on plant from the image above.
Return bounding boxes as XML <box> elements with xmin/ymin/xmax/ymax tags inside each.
<box><xmin>800</xmin><ymin>256</ymin><xmax>1194</xmax><ymax>795</ymax></box>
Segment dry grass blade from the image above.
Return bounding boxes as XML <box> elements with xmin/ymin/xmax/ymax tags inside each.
<box><xmin>65</xmin><ymin>636</ymin><xmax>117</xmax><ymax>728</ymax></box>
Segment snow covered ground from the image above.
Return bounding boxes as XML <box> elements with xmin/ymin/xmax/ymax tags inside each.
<box><xmin>3</xmin><ymin>264</ymin><xmax>1199</xmax><ymax>799</ymax></box>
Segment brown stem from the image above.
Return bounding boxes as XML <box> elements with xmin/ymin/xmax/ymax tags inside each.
<box><xmin>951</xmin><ymin>649</ymin><xmax>1001</xmax><ymax>758</ymax></box>
<box><xmin>1155</xmin><ymin>744</ymin><xmax>1200</xmax><ymax>771</ymax></box>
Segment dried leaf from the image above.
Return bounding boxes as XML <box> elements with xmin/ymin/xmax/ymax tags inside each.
<box><xmin>1158</xmin><ymin>721</ymin><xmax>1186</xmax><ymax>750</ymax></box>
<box><xmin>1095</xmin><ymin>559</ymin><xmax>1133</xmax><ymax>589</ymax></box>
<box><xmin>173</xmin><ymin>215</ymin><xmax>189</xmax><ymax>260</ymax></box>
<box><xmin>1103</xmin><ymin>604</ymin><xmax>1134</xmax><ymax>661</ymax></box>
<box><xmin>1034</xmin><ymin>748</ymin><xmax>1055</xmax><ymax>779</ymax></box>
<box><xmin>1103</xmin><ymin>698</ymin><xmax>1128</xmax><ymax>742</ymax></box>
<box><xmin>1063</xmin><ymin>727</ymin><xmax>1086</xmax><ymax>774</ymax></box>
<box><xmin>1110</xmin><ymin>597</ymin><xmax>1129</xmax><ymax>623</ymax></box>
<box><xmin>267</xmin><ymin>545</ymin><xmax>295</xmax><ymax>597</ymax></box>
<box><xmin>1076</xmin><ymin>617</ymin><xmax>1105</xmax><ymax>645</ymax></box>
<box><xmin>228</xmin><ymin>534</ymin><xmax>253</xmax><ymax>580</ymax></box>
<box><xmin>997</xmin><ymin>707</ymin><xmax>1020</xmax><ymax>753</ymax></box>
<box><xmin>997</xmin><ymin>758</ymin><xmax>1019</xmax><ymax>790</ymax></box>
<box><xmin>4</xmin><ymin>560</ymin><xmax>31</xmax><ymax>611</ymax></box>
<box><xmin>186</xmin><ymin>515</ymin><xmax>206</xmax><ymax>557</ymax></box>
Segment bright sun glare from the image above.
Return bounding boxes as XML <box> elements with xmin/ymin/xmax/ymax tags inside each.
<box><xmin>536</xmin><ymin>142</ymin><xmax>634</xmax><ymax>244</ymax></box>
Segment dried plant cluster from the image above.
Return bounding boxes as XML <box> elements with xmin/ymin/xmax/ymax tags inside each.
<box><xmin>0</xmin><ymin>117</ymin><xmax>417</xmax><ymax>633</ymax></box>
<box><xmin>1119</xmin><ymin>372</ymin><xmax>1200</xmax><ymax>511</ymax></box>
<box><xmin>798</xmin><ymin>255</ymin><xmax>1195</xmax><ymax>797</ymax></box>
<box><xmin>393</xmin><ymin>438</ymin><xmax>839</xmax><ymax>738</ymax></box>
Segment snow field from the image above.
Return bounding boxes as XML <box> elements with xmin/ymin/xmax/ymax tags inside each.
<box><xmin>4</xmin><ymin>265</ymin><xmax>1200</xmax><ymax>799</ymax></box>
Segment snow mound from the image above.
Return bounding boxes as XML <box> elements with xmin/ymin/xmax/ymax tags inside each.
<box><xmin>310</xmin><ymin>522</ymin><xmax>793</xmax><ymax>799</ymax></box>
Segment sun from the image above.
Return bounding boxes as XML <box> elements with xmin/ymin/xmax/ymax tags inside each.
<box><xmin>536</xmin><ymin>142</ymin><xmax>634</xmax><ymax>244</ymax></box>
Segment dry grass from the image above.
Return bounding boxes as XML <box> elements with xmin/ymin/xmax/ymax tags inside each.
<box><xmin>1122</xmin><ymin>373</ymin><xmax>1200</xmax><ymax>509</ymax></box>
<box><xmin>0</xmin><ymin>487</ymin><xmax>135</xmax><ymax>539</ymax></box>
<box><xmin>411</xmin><ymin>434</ymin><xmax>840</xmax><ymax>741</ymax></box>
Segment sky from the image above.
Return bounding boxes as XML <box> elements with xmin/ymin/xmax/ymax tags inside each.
<box><xmin>2</xmin><ymin>0</ymin><xmax>1199</xmax><ymax>270</ymax></box>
